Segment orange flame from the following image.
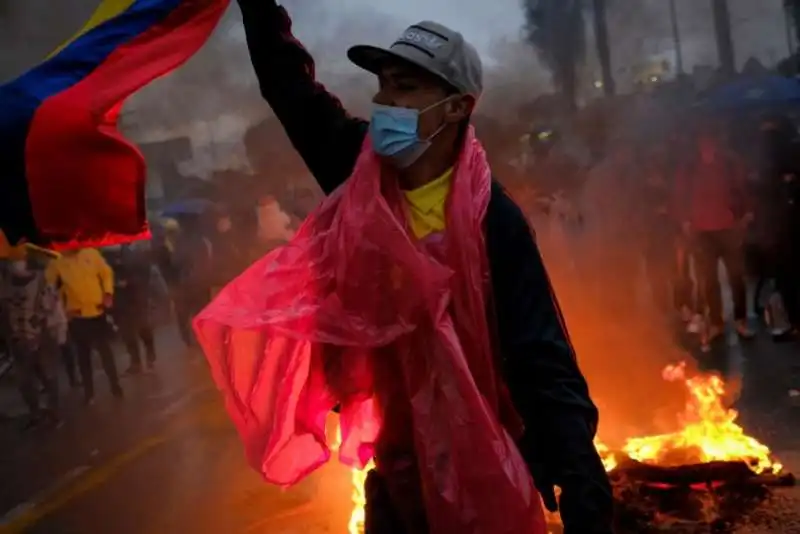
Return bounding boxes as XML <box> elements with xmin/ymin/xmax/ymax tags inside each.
<box><xmin>330</xmin><ymin>420</ymin><xmax>375</xmax><ymax>534</ymax></box>
<box><xmin>335</xmin><ymin>362</ymin><xmax>780</xmax><ymax>533</ymax></box>
<box><xmin>597</xmin><ymin>362</ymin><xmax>781</xmax><ymax>475</ymax></box>
<box><xmin>347</xmin><ymin>459</ymin><xmax>375</xmax><ymax>534</ymax></box>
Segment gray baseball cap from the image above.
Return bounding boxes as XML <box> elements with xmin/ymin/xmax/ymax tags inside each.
<box><xmin>347</xmin><ymin>21</ymin><xmax>483</xmax><ymax>96</ymax></box>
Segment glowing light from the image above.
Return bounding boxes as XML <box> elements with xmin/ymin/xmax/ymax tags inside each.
<box><xmin>595</xmin><ymin>362</ymin><xmax>781</xmax><ymax>475</ymax></box>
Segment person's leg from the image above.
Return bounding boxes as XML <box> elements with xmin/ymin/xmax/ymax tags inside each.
<box><xmin>694</xmin><ymin>232</ymin><xmax>724</xmax><ymax>326</ymax></box>
<box><xmin>693</xmin><ymin>232</ymin><xmax>726</xmax><ymax>350</ymax></box>
<box><xmin>119</xmin><ymin>322</ymin><xmax>143</xmax><ymax>373</ymax></box>
<box><xmin>173</xmin><ymin>292</ymin><xmax>193</xmax><ymax>347</ymax></box>
<box><xmin>775</xmin><ymin>242</ymin><xmax>800</xmax><ymax>329</ymax></box>
<box><xmin>181</xmin><ymin>290</ymin><xmax>209</xmax><ymax>347</ymax></box>
<box><xmin>673</xmin><ymin>242</ymin><xmax>695</xmax><ymax>319</ymax></box>
<box><xmin>59</xmin><ymin>340</ymin><xmax>78</xmax><ymax>387</ymax></box>
<box><xmin>11</xmin><ymin>345</ymin><xmax>41</xmax><ymax>419</ymax></box>
<box><xmin>139</xmin><ymin>325</ymin><xmax>157</xmax><ymax>366</ymax></box>
<box><xmin>720</xmin><ymin>230</ymin><xmax>753</xmax><ymax>337</ymax></box>
<box><xmin>33</xmin><ymin>337</ymin><xmax>59</xmax><ymax>417</ymax></box>
<box><xmin>89</xmin><ymin>316</ymin><xmax>123</xmax><ymax>397</ymax></box>
<box><xmin>69</xmin><ymin>319</ymin><xmax>95</xmax><ymax>402</ymax></box>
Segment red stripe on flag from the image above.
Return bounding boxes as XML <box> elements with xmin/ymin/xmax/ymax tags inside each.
<box><xmin>25</xmin><ymin>0</ymin><xmax>229</xmax><ymax>248</ymax></box>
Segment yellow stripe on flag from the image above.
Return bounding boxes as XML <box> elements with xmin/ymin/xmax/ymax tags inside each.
<box><xmin>47</xmin><ymin>0</ymin><xmax>138</xmax><ymax>58</ymax></box>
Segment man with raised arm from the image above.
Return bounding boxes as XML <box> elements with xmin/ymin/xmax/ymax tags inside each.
<box><xmin>233</xmin><ymin>1</ymin><xmax>613</xmax><ymax>532</ymax></box>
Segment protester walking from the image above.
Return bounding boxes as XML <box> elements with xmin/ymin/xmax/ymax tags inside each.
<box><xmin>109</xmin><ymin>245</ymin><xmax>158</xmax><ymax>374</ymax></box>
<box><xmin>2</xmin><ymin>251</ymin><xmax>65</xmax><ymax>429</ymax></box>
<box><xmin>47</xmin><ymin>248</ymin><xmax>123</xmax><ymax>404</ymax></box>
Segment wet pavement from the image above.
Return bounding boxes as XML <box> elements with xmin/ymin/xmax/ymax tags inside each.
<box><xmin>0</xmin><ymin>330</ymin><xmax>355</xmax><ymax>534</ymax></box>
<box><xmin>0</xmin><ymin>324</ymin><xmax>798</xmax><ymax>534</ymax></box>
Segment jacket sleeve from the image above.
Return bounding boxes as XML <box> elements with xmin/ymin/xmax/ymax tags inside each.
<box><xmin>44</xmin><ymin>260</ymin><xmax>60</xmax><ymax>287</ymax></box>
<box><xmin>486</xmin><ymin>186</ymin><xmax>613</xmax><ymax>534</ymax></box>
<box><xmin>89</xmin><ymin>249</ymin><xmax>114</xmax><ymax>296</ymax></box>
<box><xmin>237</xmin><ymin>0</ymin><xmax>368</xmax><ymax>194</ymax></box>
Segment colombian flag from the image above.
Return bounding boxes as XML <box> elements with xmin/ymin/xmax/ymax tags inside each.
<box><xmin>0</xmin><ymin>0</ymin><xmax>229</xmax><ymax>249</ymax></box>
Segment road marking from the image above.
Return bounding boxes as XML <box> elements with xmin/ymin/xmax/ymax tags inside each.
<box><xmin>157</xmin><ymin>385</ymin><xmax>213</xmax><ymax>419</ymax></box>
<box><xmin>0</xmin><ymin>466</ymin><xmax>90</xmax><ymax>525</ymax></box>
<box><xmin>0</xmin><ymin>436</ymin><xmax>167</xmax><ymax>534</ymax></box>
<box><xmin>0</xmin><ymin>384</ymin><xmax>218</xmax><ymax>533</ymax></box>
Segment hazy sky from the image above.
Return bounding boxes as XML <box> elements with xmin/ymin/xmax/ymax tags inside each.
<box><xmin>123</xmin><ymin>0</ymin><xmax>791</xmax><ymax>136</ymax></box>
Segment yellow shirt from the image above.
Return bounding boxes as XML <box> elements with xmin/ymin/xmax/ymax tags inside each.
<box><xmin>402</xmin><ymin>168</ymin><xmax>453</xmax><ymax>239</ymax></box>
<box><xmin>46</xmin><ymin>248</ymin><xmax>114</xmax><ymax>318</ymax></box>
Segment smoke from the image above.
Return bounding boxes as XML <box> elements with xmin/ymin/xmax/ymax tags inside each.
<box><xmin>121</xmin><ymin>0</ymin><xmax>789</xmax><ymax>442</ymax></box>
<box><xmin>125</xmin><ymin>0</ymin><xmax>551</xmax><ymax>134</ymax></box>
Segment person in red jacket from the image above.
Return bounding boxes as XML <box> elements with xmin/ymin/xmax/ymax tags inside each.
<box><xmin>674</xmin><ymin>130</ymin><xmax>754</xmax><ymax>346</ymax></box>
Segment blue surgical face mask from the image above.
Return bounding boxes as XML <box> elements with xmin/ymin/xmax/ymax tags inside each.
<box><xmin>368</xmin><ymin>97</ymin><xmax>452</xmax><ymax>168</ymax></box>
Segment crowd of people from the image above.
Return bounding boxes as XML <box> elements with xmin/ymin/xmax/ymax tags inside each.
<box><xmin>0</xmin><ymin>198</ymin><xmax>297</xmax><ymax>431</ymax></box>
<box><xmin>515</xmin><ymin>114</ymin><xmax>800</xmax><ymax>355</ymax></box>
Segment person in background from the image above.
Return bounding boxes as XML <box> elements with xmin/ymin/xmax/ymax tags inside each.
<box><xmin>641</xmin><ymin>146</ymin><xmax>679</xmax><ymax>319</ymax></box>
<box><xmin>2</xmin><ymin>248</ymin><xmax>65</xmax><ymax>429</ymax></box>
<box><xmin>172</xmin><ymin>216</ymin><xmax>213</xmax><ymax>347</ymax></box>
<box><xmin>674</xmin><ymin>131</ymin><xmax>754</xmax><ymax>348</ymax></box>
<box><xmin>109</xmin><ymin>245</ymin><xmax>158</xmax><ymax>374</ymax></box>
<box><xmin>751</xmin><ymin>116</ymin><xmax>800</xmax><ymax>340</ymax></box>
<box><xmin>210</xmin><ymin>210</ymin><xmax>247</xmax><ymax>293</ymax></box>
<box><xmin>153</xmin><ymin>218</ymin><xmax>184</xmax><ymax>331</ymax></box>
<box><xmin>46</xmin><ymin>248</ymin><xmax>123</xmax><ymax>404</ymax></box>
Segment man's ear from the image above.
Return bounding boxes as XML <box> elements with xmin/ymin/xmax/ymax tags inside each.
<box><xmin>445</xmin><ymin>94</ymin><xmax>476</xmax><ymax>123</ymax></box>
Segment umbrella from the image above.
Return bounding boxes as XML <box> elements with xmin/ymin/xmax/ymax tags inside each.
<box><xmin>161</xmin><ymin>198</ymin><xmax>214</xmax><ymax>218</ymax></box>
<box><xmin>702</xmin><ymin>75</ymin><xmax>800</xmax><ymax>111</ymax></box>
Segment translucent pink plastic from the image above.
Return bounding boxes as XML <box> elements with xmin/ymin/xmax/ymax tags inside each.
<box><xmin>194</xmin><ymin>128</ymin><xmax>546</xmax><ymax>534</ymax></box>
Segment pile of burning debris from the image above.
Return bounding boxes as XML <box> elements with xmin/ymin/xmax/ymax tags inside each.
<box><xmin>339</xmin><ymin>361</ymin><xmax>794</xmax><ymax>534</ymax></box>
<box><xmin>548</xmin><ymin>362</ymin><xmax>796</xmax><ymax>533</ymax></box>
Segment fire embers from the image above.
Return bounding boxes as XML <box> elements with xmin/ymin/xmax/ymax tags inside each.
<box><xmin>608</xmin><ymin>457</ymin><xmax>794</xmax><ymax>533</ymax></box>
<box><xmin>578</xmin><ymin>362</ymin><xmax>794</xmax><ymax>533</ymax></box>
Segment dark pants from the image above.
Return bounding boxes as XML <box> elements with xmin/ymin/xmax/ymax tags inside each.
<box><xmin>674</xmin><ymin>245</ymin><xmax>695</xmax><ymax>312</ymax></box>
<box><xmin>173</xmin><ymin>288</ymin><xmax>209</xmax><ymax>347</ymax></box>
<box><xmin>60</xmin><ymin>340</ymin><xmax>78</xmax><ymax>386</ymax></box>
<box><xmin>693</xmin><ymin>229</ymin><xmax>748</xmax><ymax>326</ymax></box>
<box><xmin>69</xmin><ymin>315</ymin><xmax>122</xmax><ymax>400</ymax></box>
<box><xmin>775</xmin><ymin>231</ymin><xmax>800</xmax><ymax>327</ymax></box>
<box><xmin>120</xmin><ymin>323</ymin><xmax>156</xmax><ymax>368</ymax></box>
<box><xmin>645</xmin><ymin>233</ymin><xmax>690</xmax><ymax>314</ymax></box>
<box><xmin>364</xmin><ymin>470</ymin><xmax>424</xmax><ymax>534</ymax></box>
<box><xmin>12</xmin><ymin>337</ymin><xmax>58</xmax><ymax>416</ymax></box>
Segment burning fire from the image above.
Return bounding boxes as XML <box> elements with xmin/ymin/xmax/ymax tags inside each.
<box><xmin>597</xmin><ymin>362</ymin><xmax>781</xmax><ymax>475</ymax></box>
<box><xmin>335</xmin><ymin>361</ymin><xmax>780</xmax><ymax>532</ymax></box>
<box><xmin>347</xmin><ymin>459</ymin><xmax>374</xmax><ymax>534</ymax></box>
<box><xmin>330</xmin><ymin>422</ymin><xmax>374</xmax><ymax>534</ymax></box>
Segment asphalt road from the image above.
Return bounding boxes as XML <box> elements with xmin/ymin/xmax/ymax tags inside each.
<box><xmin>0</xmin><ymin>330</ymin><xmax>355</xmax><ymax>534</ymax></box>
<box><xmin>0</xmin><ymin>324</ymin><xmax>798</xmax><ymax>534</ymax></box>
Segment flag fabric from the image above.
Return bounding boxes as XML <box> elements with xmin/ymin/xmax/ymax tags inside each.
<box><xmin>0</xmin><ymin>0</ymin><xmax>229</xmax><ymax>249</ymax></box>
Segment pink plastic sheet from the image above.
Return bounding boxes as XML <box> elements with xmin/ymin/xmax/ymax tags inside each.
<box><xmin>194</xmin><ymin>128</ymin><xmax>546</xmax><ymax>534</ymax></box>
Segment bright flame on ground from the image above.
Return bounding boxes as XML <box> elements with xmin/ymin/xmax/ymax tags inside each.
<box><xmin>347</xmin><ymin>459</ymin><xmax>375</xmax><ymax>534</ymax></box>
<box><xmin>330</xmin><ymin>423</ymin><xmax>374</xmax><ymax>534</ymax></box>
<box><xmin>334</xmin><ymin>362</ymin><xmax>780</xmax><ymax>532</ymax></box>
<box><xmin>598</xmin><ymin>362</ymin><xmax>781</xmax><ymax>475</ymax></box>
